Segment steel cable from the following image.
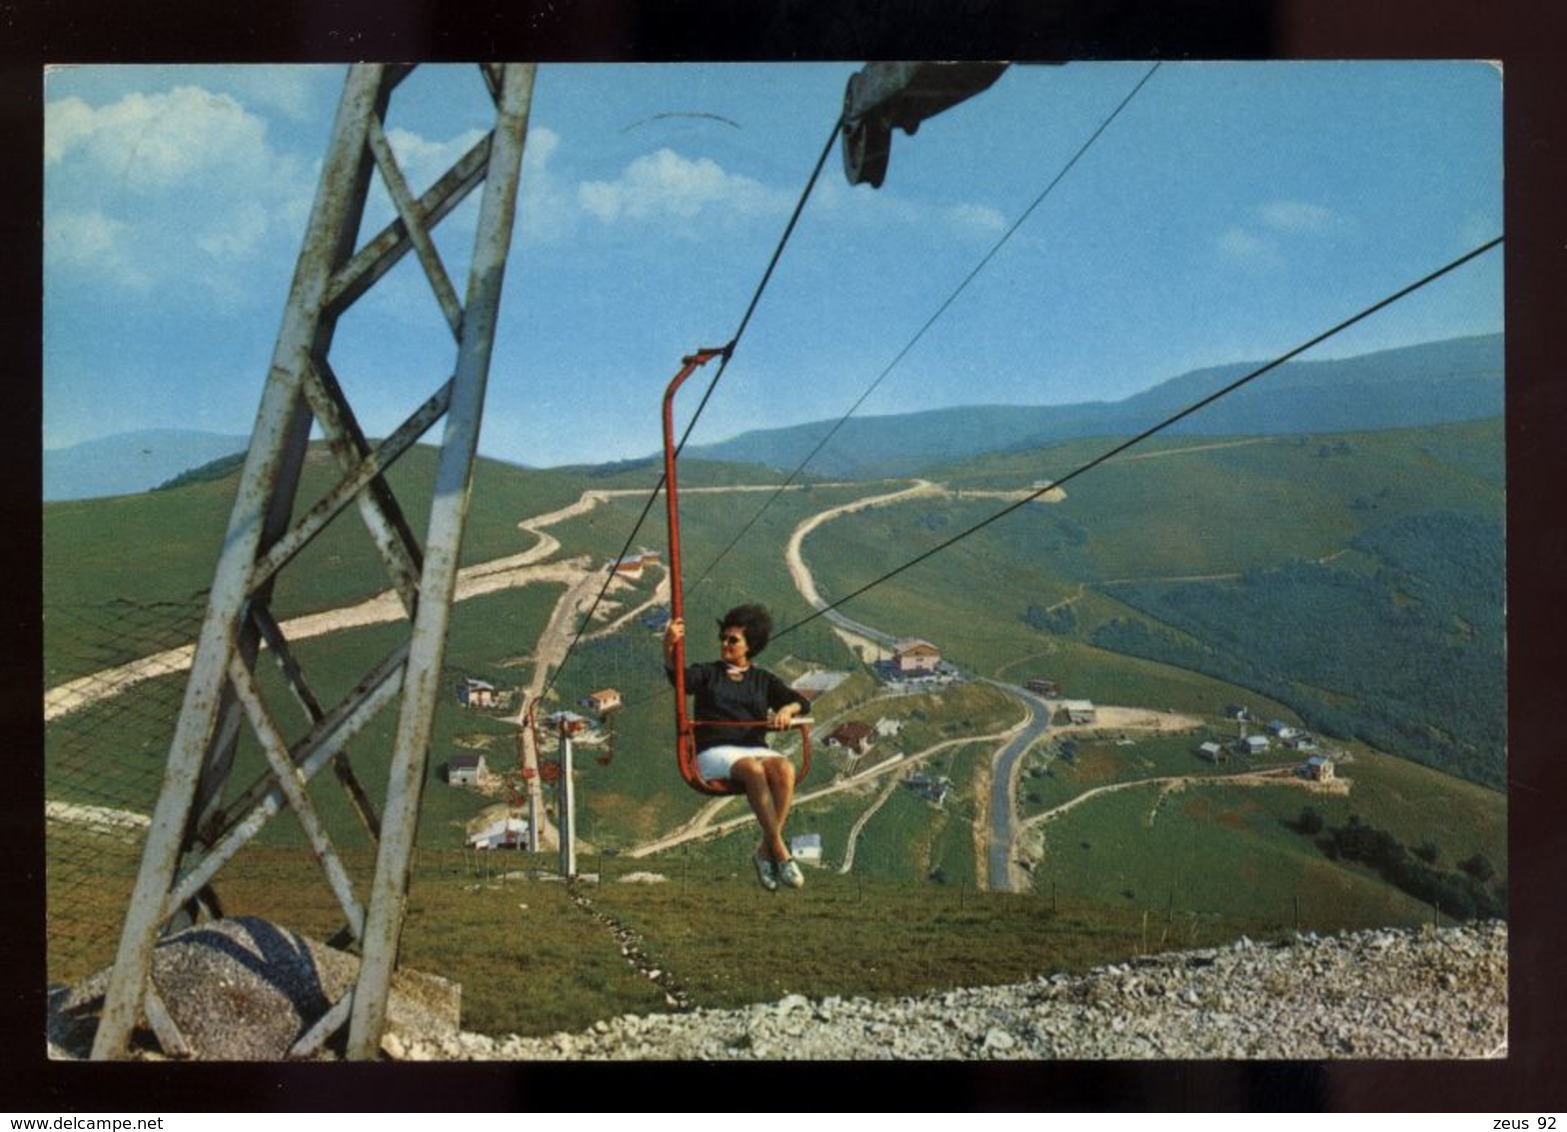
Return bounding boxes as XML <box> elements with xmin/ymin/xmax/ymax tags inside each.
<box><xmin>685</xmin><ymin>62</ymin><xmax>1164</xmax><ymax>595</ymax></box>
<box><xmin>536</xmin><ymin>111</ymin><xmax>844</xmax><ymax>703</ymax></box>
<box><xmin>773</xmin><ymin>235</ymin><xmax>1505</xmax><ymax>642</ymax></box>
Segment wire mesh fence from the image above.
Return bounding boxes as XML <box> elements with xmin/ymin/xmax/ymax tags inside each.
<box><xmin>43</xmin><ymin>595</ymin><xmax>209</xmax><ymax>984</ymax></box>
<box><xmin>42</xmin><ymin>592</ymin><xmax>517</xmax><ymax>986</ymax></box>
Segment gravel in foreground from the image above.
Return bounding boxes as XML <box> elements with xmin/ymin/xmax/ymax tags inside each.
<box><xmin>387</xmin><ymin>921</ymin><xmax>1507</xmax><ymax>1061</ymax></box>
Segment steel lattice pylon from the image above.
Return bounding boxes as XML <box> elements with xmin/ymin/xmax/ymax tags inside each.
<box><xmin>90</xmin><ymin>62</ymin><xmax>537</xmax><ymax>1061</ymax></box>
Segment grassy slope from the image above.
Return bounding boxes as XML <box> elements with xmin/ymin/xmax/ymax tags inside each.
<box><xmin>44</xmin><ymin>421</ymin><xmax>1506</xmax><ymax>1023</ymax></box>
<box><xmin>804</xmin><ymin>422</ymin><xmax>1503</xmax><ymax>762</ymax></box>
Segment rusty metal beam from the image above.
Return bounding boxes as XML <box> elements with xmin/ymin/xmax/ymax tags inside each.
<box><xmin>346</xmin><ymin>60</ymin><xmax>537</xmax><ymax>1061</ymax></box>
<box><xmin>91</xmin><ymin>61</ymin><xmax>538</xmax><ymax>1062</ymax></box>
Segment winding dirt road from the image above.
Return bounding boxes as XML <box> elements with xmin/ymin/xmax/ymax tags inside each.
<box><xmin>51</xmin><ymin>473</ymin><xmax>1257</xmax><ymax>887</ymax></box>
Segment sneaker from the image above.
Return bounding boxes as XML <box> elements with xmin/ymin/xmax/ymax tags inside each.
<box><xmin>753</xmin><ymin>851</ymin><xmax>778</xmax><ymax>892</ymax></box>
<box><xmin>776</xmin><ymin>858</ymin><xmax>805</xmax><ymax>890</ymax></box>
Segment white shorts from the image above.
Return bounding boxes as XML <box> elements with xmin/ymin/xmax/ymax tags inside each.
<box><xmin>695</xmin><ymin>744</ymin><xmax>784</xmax><ymax>782</ymax></box>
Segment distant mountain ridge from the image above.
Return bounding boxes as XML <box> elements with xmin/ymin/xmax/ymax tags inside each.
<box><xmin>46</xmin><ymin>335</ymin><xmax>1501</xmax><ymax>499</ymax></box>
<box><xmin>44</xmin><ymin>430</ymin><xmax>251</xmax><ymax>502</ymax></box>
<box><xmin>685</xmin><ymin>334</ymin><xmax>1503</xmax><ymax>478</ymax></box>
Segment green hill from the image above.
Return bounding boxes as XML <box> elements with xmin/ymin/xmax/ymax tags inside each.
<box><xmin>43</xmin><ymin>417</ymin><xmax>1506</xmax><ymax>1023</ymax></box>
<box><xmin>687</xmin><ymin>334</ymin><xmax>1502</xmax><ymax>477</ymax></box>
<box><xmin>804</xmin><ymin>418</ymin><xmax>1504</xmax><ymax>787</ymax></box>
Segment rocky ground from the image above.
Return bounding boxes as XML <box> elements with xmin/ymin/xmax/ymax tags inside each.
<box><xmin>51</xmin><ymin>919</ymin><xmax>1506</xmax><ymax>1062</ymax></box>
<box><xmin>388</xmin><ymin>920</ymin><xmax>1506</xmax><ymax>1061</ymax></box>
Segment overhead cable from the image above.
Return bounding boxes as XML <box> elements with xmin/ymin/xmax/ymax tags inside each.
<box><xmin>773</xmin><ymin>235</ymin><xmax>1505</xmax><ymax>642</ymax></box>
<box><xmin>536</xmin><ymin>111</ymin><xmax>843</xmax><ymax>704</ymax></box>
<box><xmin>686</xmin><ymin>62</ymin><xmax>1163</xmax><ymax>594</ymax></box>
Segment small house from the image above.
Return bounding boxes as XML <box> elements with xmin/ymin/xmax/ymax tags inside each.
<box><xmin>1303</xmin><ymin>755</ymin><xmax>1335</xmax><ymax>782</ymax></box>
<box><xmin>581</xmin><ymin>689</ymin><xmax>622</xmax><ymax>714</ymax></box>
<box><xmin>542</xmin><ymin>710</ymin><xmax>591</xmax><ymax>736</ymax></box>
<box><xmin>1266</xmin><ymin>720</ymin><xmax>1299</xmax><ymax>741</ymax></box>
<box><xmin>458</xmin><ymin>678</ymin><xmax>496</xmax><ymax>709</ymax></box>
<box><xmin>904</xmin><ymin>772</ymin><xmax>951</xmax><ymax>805</ymax></box>
<box><xmin>875</xmin><ymin>717</ymin><xmax>904</xmax><ymax>738</ymax></box>
<box><xmin>467</xmin><ymin>814</ymin><xmax>528</xmax><ymax>850</ymax></box>
<box><xmin>605</xmin><ymin>550</ymin><xmax>662</xmax><ymax>578</ymax></box>
<box><xmin>1224</xmin><ymin>703</ymin><xmax>1250</xmax><ymax>721</ymax></box>
<box><xmin>825</xmin><ymin>721</ymin><xmax>876</xmax><ymax>756</ymax></box>
<box><xmin>1237</xmin><ymin>733</ymin><xmax>1270</xmax><ymax>757</ymax></box>
<box><xmin>1062</xmin><ymin>699</ymin><xmax>1097</xmax><ymax>725</ymax></box>
<box><xmin>789</xmin><ymin>832</ymin><xmax>823</xmax><ymax>864</ymax></box>
<box><xmin>448</xmin><ymin>753</ymin><xmax>487</xmax><ymax>787</ymax></box>
<box><xmin>892</xmin><ymin>638</ymin><xmax>941</xmax><ymax>674</ymax></box>
<box><xmin>1197</xmin><ymin>741</ymin><xmax>1227</xmax><ymax>764</ymax></box>
<box><xmin>1026</xmin><ymin>677</ymin><xmax>1061</xmax><ymax>697</ymax></box>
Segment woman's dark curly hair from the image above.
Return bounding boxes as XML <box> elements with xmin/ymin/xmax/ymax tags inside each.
<box><xmin>718</xmin><ymin>603</ymin><xmax>772</xmax><ymax>657</ymax></box>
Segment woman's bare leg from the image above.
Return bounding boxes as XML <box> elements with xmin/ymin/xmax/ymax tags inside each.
<box><xmin>763</xmin><ymin>757</ymin><xmax>795</xmax><ymax>857</ymax></box>
<box><xmin>730</xmin><ymin>757</ymin><xmax>787</xmax><ymax>861</ymax></box>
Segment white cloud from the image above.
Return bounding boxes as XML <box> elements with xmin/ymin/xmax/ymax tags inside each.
<box><xmin>46</xmin><ymin>86</ymin><xmax>274</xmax><ymax>190</ymax></box>
<box><xmin>197</xmin><ymin>199</ymin><xmax>270</xmax><ymax>260</ymax></box>
<box><xmin>516</xmin><ymin>127</ymin><xmax>577</xmax><ymax>243</ymax></box>
<box><xmin>577</xmin><ymin>148</ymin><xmax>792</xmax><ymax>227</ymax></box>
<box><xmin>1217</xmin><ymin>199</ymin><xmax>1349</xmax><ymax>270</ymax></box>
<box><xmin>523</xmin><ymin>126</ymin><xmax>560</xmax><ymax>174</ymax></box>
<box><xmin>808</xmin><ymin>172</ymin><xmax>1010</xmax><ymax>246</ymax></box>
<box><xmin>45</xmin><ymin>209</ymin><xmax>146</xmax><ymax>288</ymax></box>
<box><xmin>1217</xmin><ymin>225</ymin><xmax>1282</xmax><ymax>268</ymax></box>
<box><xmin>1256</xmin><ymin>199</ymin><xmax>1342</xmax><ymax>234</ymax></box>
<box><xmin>206</xmin><ymin>65</ymin><xmax>328</xmax><ymax>121</ymax></box>
<box><xmin>384</xmin><ymin>125</ymin><xmax>490</xmax><ymax>195</ymax></box>
<box><xmin>43</xmin><ymin>96</ymin><xmax>94</xmax><ymax>165</ymax></box>
<box><xmin>45</xmin><ymin>84</ymin><xmax>313</xmax><ymax>300</ymax></box>
<box><xmin>944</xmin><ymin>201</ymin><xmax>1008</xmax><ymax>238</ymax></box>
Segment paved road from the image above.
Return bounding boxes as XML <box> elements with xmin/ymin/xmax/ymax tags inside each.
<box><xmin>981</xmin><ymin>681</ymin><xmax>1054</xmax><ymax>893</ymax></box>
<box><xmin>781</xmin><ymin>483</ymin><xmax>1058</xmax><ymax>892</ymax></box>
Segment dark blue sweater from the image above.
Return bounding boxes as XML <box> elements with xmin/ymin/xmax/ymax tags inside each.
<box><xmin>671</xmin><ymin>661</ymin><xmax>810</xmax><ymax>752</ymax></box>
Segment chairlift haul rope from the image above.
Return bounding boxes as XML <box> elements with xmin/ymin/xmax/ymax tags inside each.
<box><xmin>532</xmin><ymin>66</ymin><xmax>1502</xmax><ymax>755</ymax></box>
<box><xmin>772</xmin><ymin>234</ymin><xmax>1505</xmax><ymax>642</ymax></box>
<box><xmin>535</xmin><ymin>111</ymin><xmax>843</xmax><ymax>707</ymax></box>
<box><xmin>685</xmin><ymin>62</ymin><xmax>1164</xmax><ymax>596</ymax></box>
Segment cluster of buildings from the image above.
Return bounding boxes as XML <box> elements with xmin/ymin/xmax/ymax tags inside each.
<box><xmin>1200</xmin><ymin>705</ymin><xmax>1337</xmax><ymax>779</ymax></box>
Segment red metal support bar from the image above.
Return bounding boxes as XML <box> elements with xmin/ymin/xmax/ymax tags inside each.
<box><xmin>661</xmin><ymin>348</ymin><xmax>811</xmax><ymax>796</ymax></box>
<box><xmin>661</xmin><ymin>347</ymin><xmax>727</xmax><ymax>783</ymax></box>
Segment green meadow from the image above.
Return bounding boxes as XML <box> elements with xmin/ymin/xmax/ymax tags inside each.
<box><xmin>43</xmin><ymin>419</ymin><xmax>1506</xmax><ymax>1032</ymax></box>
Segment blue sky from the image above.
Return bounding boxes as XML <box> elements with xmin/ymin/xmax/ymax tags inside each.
<box><xmin>43</xmin><ymin>60</ymin><xmax>1503</xmax><ymax>469</ymax></box>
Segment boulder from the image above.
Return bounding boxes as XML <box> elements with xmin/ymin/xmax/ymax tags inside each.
<box><xmin>47</xmin><ymin>916</ymin><xmax>460</xmax><ymax>1060</ymax></box>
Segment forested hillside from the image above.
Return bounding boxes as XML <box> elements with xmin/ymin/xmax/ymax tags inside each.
<box><xmin>1095</xmin><ymin>509</ymin><xmax>1505</xmax><ymax>788</ymax></box>
<box><xmin>802</xmin><ymin>417</ymin><xmax>1504</xmax><ymax>789</ymax></box>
